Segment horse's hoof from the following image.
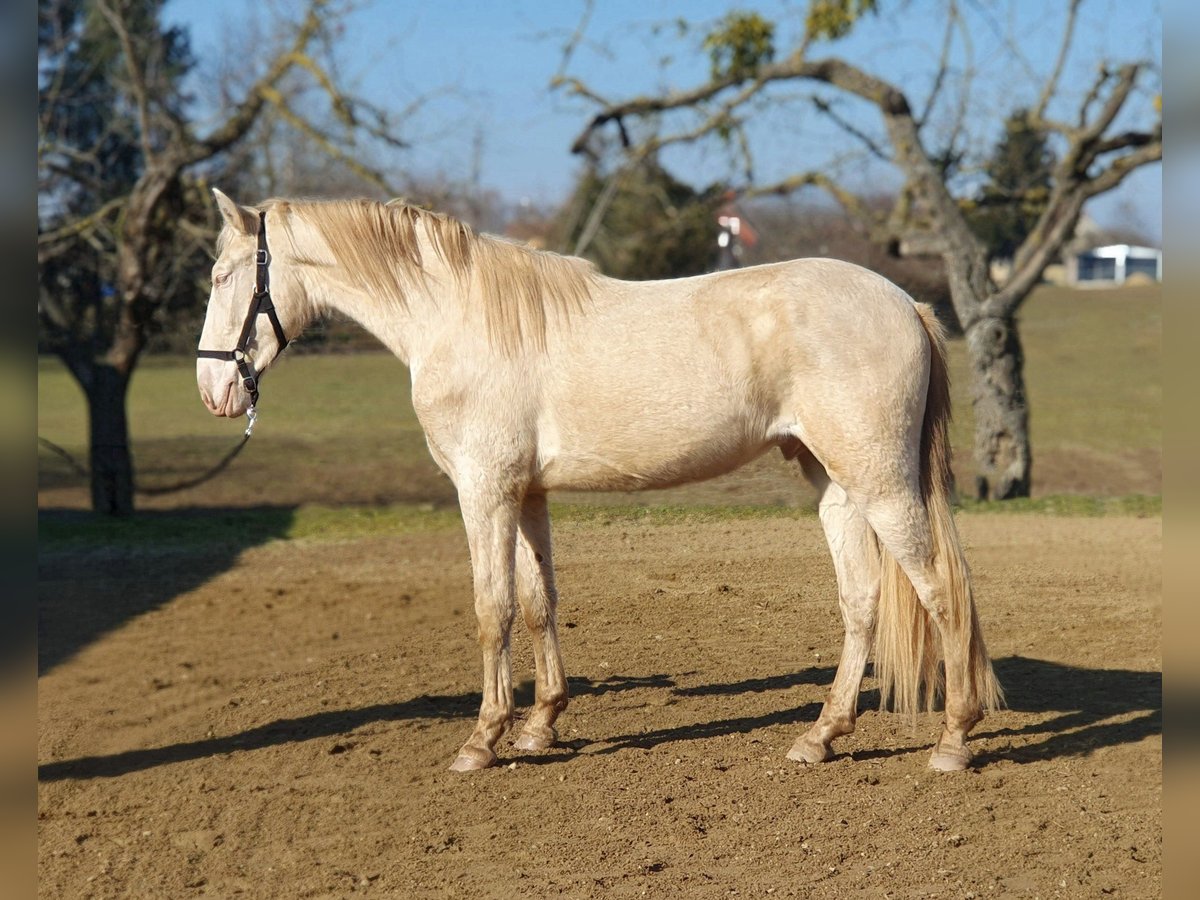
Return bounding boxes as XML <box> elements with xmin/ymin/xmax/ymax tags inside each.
<box><xmin>449</xmin><ymin>747</ymin><xmax>496</xmax><ymax>772</ymax></box>
<box><xmin>928</xmin><ymin>743</ymin><xmax>972</xmax><ymax>772</ymax></box>
<box><xmin>786</xmin><ymin>738</ymin><xmax>833</xmax><ymax>764</ymax></box>
<box><xmin>513</xmin><ymin>730</ymin><xmax>555</xmax><ymax>752</ymax></box>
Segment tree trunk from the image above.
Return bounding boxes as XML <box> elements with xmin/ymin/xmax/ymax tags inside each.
<box><xmin>964</xmin><ymin>315</ymin><xmax>1031</xmax><ymax>500</ymax></box>
<box><xmin>84</xmin><ymin>364</ymin><xmax>135</xmax><ymax>516</ymax></box>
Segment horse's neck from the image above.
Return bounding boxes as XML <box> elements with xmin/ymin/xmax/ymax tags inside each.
<box><xmin>300</xmin><ymin>229</ymin><xmax>457</xmax><ymax>368</ymax></box>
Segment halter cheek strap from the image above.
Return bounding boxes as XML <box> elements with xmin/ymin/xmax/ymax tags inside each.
<box><xmin>197</xmin><ymin>211</ymin><xmax>289</xmax><ymax>432</ymax></box>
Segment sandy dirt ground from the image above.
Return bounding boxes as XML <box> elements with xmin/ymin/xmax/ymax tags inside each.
<box><xmin>38</xmin><ymin>514</ymin><xmax>1161</xmax><ymax>899</ymax></box>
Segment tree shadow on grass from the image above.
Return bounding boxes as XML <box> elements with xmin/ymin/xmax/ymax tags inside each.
<box><xmin>37</xmin><ymin>655</ymin><xmax>1160</xmax><ymax>781</ymax></box>
<box><xmin>38</xmin><ymin>507</ymin><xmax>297</xmax><ymax>675</ymax></box>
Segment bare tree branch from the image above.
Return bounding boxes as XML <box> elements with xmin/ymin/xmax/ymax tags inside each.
<box><xmin>38</xmin><ymin>195</ymin><xmax>127</xmax><ymax>263</ymax></box>
<box><xmin>939</xmin><ymin>8</ymin><xmax>975</xmax><ymax>167</ymax></box>
<box><xmin>1079</xmin><ymin>63</ymin><xmax>1142</xmax><ymax>142</ymax></box>
<box><xmin>987</xmin><ymin>190</ymin><xmax>1087</xmax><ymax>315</ymax></box>
<box><xmin>1000</xmin><ymin>60</ymin><xmax>1160</xmax><ymax>308</ymax></box>
<box><xmin>1080</xmin><ymin>137</ymin><xmax>1162</xmax><ymax>197</ymax></box>
<box><xmin>994</xmin><ymin>127</ymin><xmax>1160</xmax><ymax>314</ymax></box>
<box><xmin>811</xmin><ymin>95</ymin><xmax>890</xmax><ymax>160</ymax></box>
<box><xmin>257</xmin><ymin>84</ymin><xmax>398</xmax><ymax>194</ymax></box>
<box><xmin>916</xmin><ymin>0</ymin><xmax>959</xmax><ymax>129</ymax></box>
<box><xmin>567</xmin><ymin>50</ymin><xmax>802</xmax><ymax>155</ymax></box>
<box><xmin>1033</xmin><ymin>0</ymin><xmax>1082</xmax><ymax>122</ymax></box>
<box><xmin>572</xmin><ymin>165</ymin><xmax>628</xmax><ymax>257</ymax></box>
<box><xmin>553</xmin><ymin>0</ymin><xmax>596</xmax><ymax>83</ymax></box>
<box><xmin>1076</xmin><ymin>65</ymin><xmax>1114</xmax><ymax>129</ymax></box>
<box><xmin>741</xmin><ymin>169</ymin><xmax>887</xmax><ymax>238</ymax></box>
<box><xmin>95</xmin><ymin>0</ymin><xmax>155</xmax><ymax>161</ymax></box>
<box><xmin>192</xmin><ymin>0</ymin><xmax>328</xmax><ymax>161</ymax></box>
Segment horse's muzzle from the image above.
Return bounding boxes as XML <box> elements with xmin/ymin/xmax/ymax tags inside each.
<box><xmin>197</xmin><ymin>361</ymin><xmax>250</xmax><ymax>418</ymax></box>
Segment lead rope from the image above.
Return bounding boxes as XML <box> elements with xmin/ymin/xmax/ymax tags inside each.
<box><xmin>37</xmin><ymin>432</ymin><xmax>253</xmax><ymax>496</ymax></box>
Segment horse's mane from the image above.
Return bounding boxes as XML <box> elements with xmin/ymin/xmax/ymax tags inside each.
<box><xmin>262</xmin><ymin>197</ymin><xmax>595</xmax><ymax>353</ymax></box>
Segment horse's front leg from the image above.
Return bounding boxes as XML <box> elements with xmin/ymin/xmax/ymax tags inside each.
<box><xmin>512</xmin><ymin>492</ymin><xmax>569</xmax><ymax>752</ymax></box>
<box><xmin>450</xmin><ymin>486</ymin><xmax>522</xmax><ymax>772</ymax></box>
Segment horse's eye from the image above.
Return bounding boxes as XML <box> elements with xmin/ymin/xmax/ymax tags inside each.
<box><xmin>214</xmin><ymin>272</ymin><xmax>231</xmax><ymax>286</ymax></box>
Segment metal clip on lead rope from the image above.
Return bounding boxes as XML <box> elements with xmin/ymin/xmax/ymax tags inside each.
<box><xmin>244</xmin><ymin>405</ymin><xmax>258</xmax><ymax>438</ymax></box>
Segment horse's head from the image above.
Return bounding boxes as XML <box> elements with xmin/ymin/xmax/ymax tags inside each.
<box><xmin>197</xmin><ymin>189</ymin><xmax>296</xmax><ymax>419</ymax></box>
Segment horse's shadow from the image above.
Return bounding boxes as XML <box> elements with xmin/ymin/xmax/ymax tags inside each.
<box><xmin>36</xmin><ymin>673</ymin><xmax>673</xmax><ymax>782</ymax></box>
<box><xmin>969</xmin><ymin>655</ymin><xmax>1161</xmax><ymax>765</ymax></box>
<box><xmin>566</xmin><ymin>656</ymin><xmax>1160</xmax><ymax>763</ymax></box>
<box><xmin>37</xmin><ymin>655</ymin><xmax>1159</xmax><ymax>782</ymax></box>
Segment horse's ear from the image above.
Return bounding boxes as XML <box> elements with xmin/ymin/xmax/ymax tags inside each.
<box><xmin>212</xmin><ymin>188</ymin><xmax>258</xmax><ymax>236</ymax></box>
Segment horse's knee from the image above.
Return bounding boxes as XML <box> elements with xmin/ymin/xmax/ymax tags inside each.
<box><xmin>474</xmin><ymin>581</ymin><xmax>516</xmax><ymax>624</ymax></box>
<box><xmin>475</xmin><ymin>607</ymin><xmax>515</xmax><ymax>645</ymax></box>
<box><xmin>519</xmin><ymin>598</ymin><xmax>552</xmax><ymax>633</ymax></box>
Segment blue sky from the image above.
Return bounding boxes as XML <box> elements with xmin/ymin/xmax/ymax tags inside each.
<box><xmin>167</xmin><ymin>0</ymin><xmax>1162</xmax><ymax>241</ymax></box>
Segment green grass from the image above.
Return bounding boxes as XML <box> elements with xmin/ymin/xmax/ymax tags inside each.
<box><xmin>955</xmin><ymin>493</ymin><xmax>1161</xmax><ymax>517</ymax></box>
<box><xmin>38</xmin><ymin>352</ymin><xmax>453</xmax><ymax>509</ymax></box>
<box><xmin>37</xmin><ymin>352</ymin><xmax>429</xmax><ymax>448</ymax></box>
<box><xmin>944</xmin><ymin>283</ymin><xmax>1161</xmax><ymax>475</ymax></box>
<box><xmin>38</xmin><ymin>283</ymin><xmax>1160</xmax><ymax>513</ymax></box>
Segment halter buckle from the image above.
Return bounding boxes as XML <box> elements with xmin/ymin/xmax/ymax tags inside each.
<box><xmin>256</xmin><ymin>249</ymin><xmax>271</xmax><ymax>266</ymax></box>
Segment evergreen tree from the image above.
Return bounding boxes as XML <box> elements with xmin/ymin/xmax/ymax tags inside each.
<box><xmin>555</xmin><ymin>162</ymin><xmax>719</xmax><ymax>280</ymax></box>
<box><xmin>969</xmin><ymin>110</ymin><xmax>1055</xmax><ymax>260</ymax></box>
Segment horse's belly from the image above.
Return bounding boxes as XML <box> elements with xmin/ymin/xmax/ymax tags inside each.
<box><xmin>534</xmin><ymin>416</ymin><xmax>774</xmax><ymax>493</ymax></box>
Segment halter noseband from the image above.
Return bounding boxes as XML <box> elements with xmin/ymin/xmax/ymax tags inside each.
<box><xmin>197</xmin><ymin>210</ymin><xmax>289</xmax><ymax>435</ymax></box>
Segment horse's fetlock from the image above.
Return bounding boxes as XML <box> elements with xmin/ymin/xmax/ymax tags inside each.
<box><xmin>946</xmin><ymin>701</ymin><xmax>983</xmax><ymax>733</ymax></box>
<box><xmin>826</xmin><ymin>713</ymin><xmax>856</xmax><ymax>737</ymax></box>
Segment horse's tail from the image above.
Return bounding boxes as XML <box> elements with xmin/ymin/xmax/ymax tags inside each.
<box><xmin>873</xmin><ymin>303</ymin><xmax>1004</xmax><ymax>717</ymax></box>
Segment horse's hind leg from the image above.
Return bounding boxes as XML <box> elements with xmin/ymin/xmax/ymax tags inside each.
<box><xmin>856</xmin><ymin>489</ymin><xmax>987</xmax><ymax>772</ymax></box>
<box><xmin>512</xmin><ymin>492</ymin><xmax>569</xmax><ymax>752</ymax></box>
<box><xmin>788</xmin><ymin>458</ymin><xmax>881</xmax><ymax>764</ymax></box>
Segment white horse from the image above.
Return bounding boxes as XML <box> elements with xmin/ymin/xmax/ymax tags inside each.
<box><xmin>197</xmin><ymin>190</ymin><xmax>1002</xmax><ymax>772</ymax></box>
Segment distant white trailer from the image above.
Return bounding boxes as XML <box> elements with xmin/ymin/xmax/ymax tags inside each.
<box><xmin>1069</xmin><ymin>244</ymin><xmax>1162</xmax><ymax>287</ymax></box>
